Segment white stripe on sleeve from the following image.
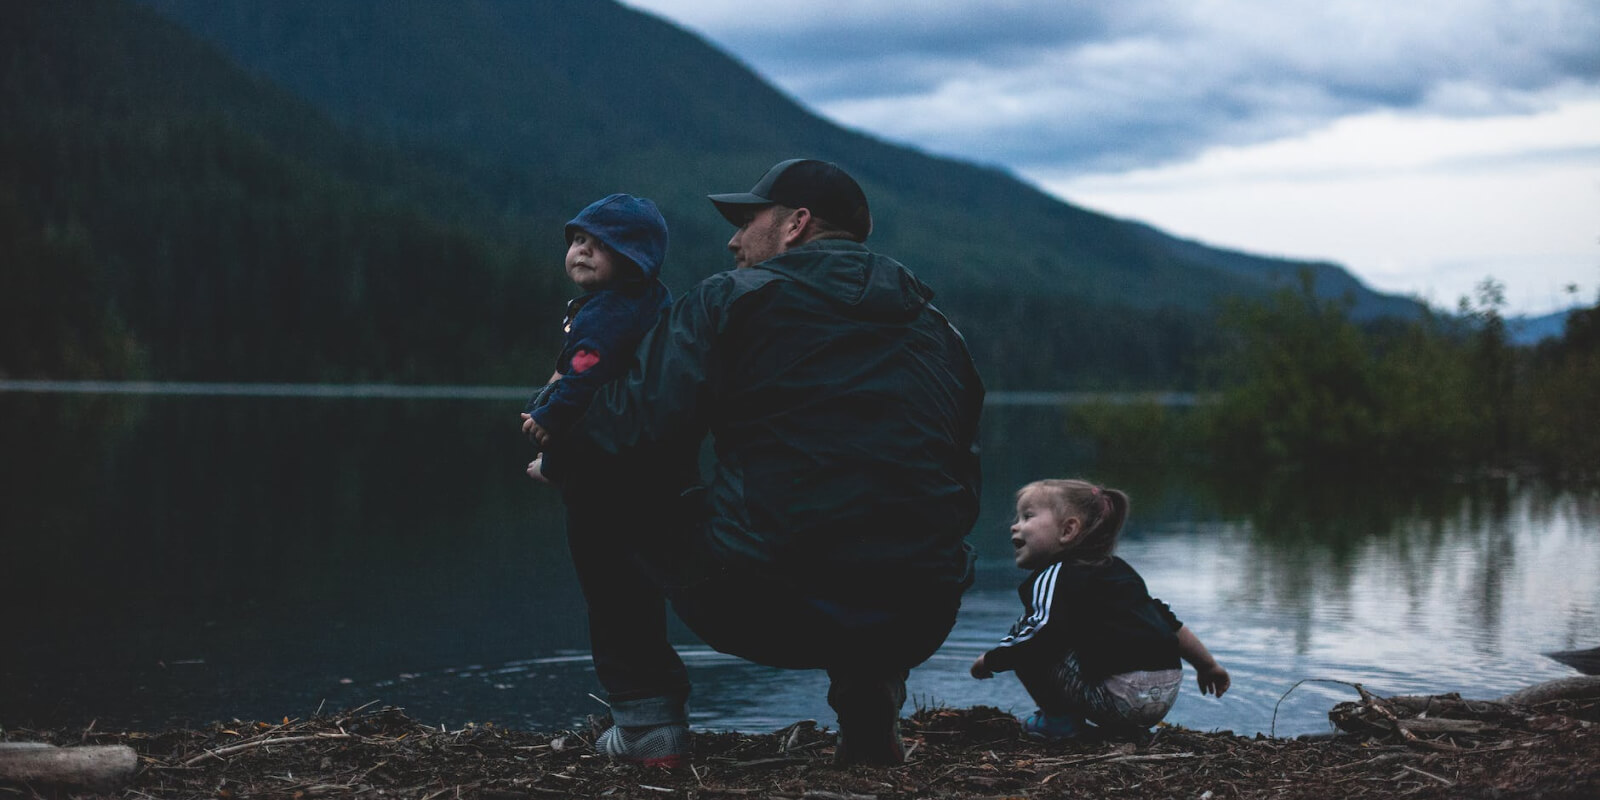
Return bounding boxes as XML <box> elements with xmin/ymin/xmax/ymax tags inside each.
<box><xmin>998</xmin><ymin>562</ymin><xmax>1060</xmax><ymax>647</ymax></box>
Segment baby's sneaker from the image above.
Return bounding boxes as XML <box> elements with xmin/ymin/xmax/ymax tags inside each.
<box><xmin>597</xmin><ymin>722</ymin><xmax>689</xmax><ymax>768</ymax></box>
<box><xmin>1021</xmin><ymin>710</ymin><xmax>1088</xmax><ymax>741</ymax></box>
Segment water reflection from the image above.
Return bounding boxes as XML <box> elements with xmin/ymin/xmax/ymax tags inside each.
<box><xmin>1</xmin><ymin>395</ymin><xmax>1596</xmax><ymax>738</ymax></box>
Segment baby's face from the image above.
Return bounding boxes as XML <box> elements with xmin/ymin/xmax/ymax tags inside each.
<box><xmin>565</xmin><ymin>229</ymin><xmax>623</xmax><ymax>290</ymax></box>
<box><xmin>1010</xmin><ymin>489</ymin><xmax>1072</xmax><ymax>571</ymax></box>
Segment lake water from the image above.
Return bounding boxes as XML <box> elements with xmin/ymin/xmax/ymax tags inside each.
<box><xmin>2</xmin><ymin>390</ymin><xmax>1596</xmax><ymax>739</ymax></box>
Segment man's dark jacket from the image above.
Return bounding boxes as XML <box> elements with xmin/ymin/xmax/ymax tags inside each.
<box><xmin>546</xmin><ymin>239</ymin><xmax>984</xmax><ymax>599</ymax></box>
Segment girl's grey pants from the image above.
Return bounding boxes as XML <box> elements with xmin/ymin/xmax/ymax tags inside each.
<box><xmin>1016</xmin><ymin>650</ymin><xmax>1182</xmax><ymax>733</ymax></box>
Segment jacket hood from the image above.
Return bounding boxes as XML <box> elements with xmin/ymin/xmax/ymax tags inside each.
<box><xmin>565</xmin><ymin>193</ymin><xmax>669</xmax><ymax>280</ymax></box>
<box><xmin>759</xmin><ymin>240</ymin><xmax>932</xmax><ymax>322</ymax></box>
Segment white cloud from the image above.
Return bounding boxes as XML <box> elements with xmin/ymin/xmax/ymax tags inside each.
<box><xmin>627</xmin><ymin>0</ymin><xmax>1600</xmax><ymax>170</ymax></box>
<box><xmin>621</xmin><ymin>0</ymin><xmax>1600</xmax><ymax>314</ymax></box>
<box><xmin>1048</xmin><ymin>100</ymin><xmax>1600</xmax><ymax>313</ymax></box>
<box><xmin>1052</xmin><ymin>96</ymin><xmax>1600</xmax><ymax>183</ymax></box>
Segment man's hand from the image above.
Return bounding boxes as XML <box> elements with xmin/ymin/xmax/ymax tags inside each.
<box><xmin>520</xmin><ymin>412</ymin><xmax>551</xmax><ymax>447</ymax></box>
<box><xmin>526</xmin><ymin>456</ymin><xmax>549</xmax><ymax>484</ymax></box>
<box><xmin>969</xmin><ymin>653</ymin><xmax>993</xmax><ymax>680</ymax></box>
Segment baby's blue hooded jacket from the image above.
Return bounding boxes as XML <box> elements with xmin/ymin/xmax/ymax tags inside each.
<box><xmin>525</xmin><ymin>194</ymin><xmax>671</xmax><ymax>438</ymax></box>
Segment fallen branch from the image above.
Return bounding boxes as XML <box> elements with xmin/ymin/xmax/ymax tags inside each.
<box><xmin>1325</xmin><ymin>752</ymin><xmax>1416</xmax><ymax>771</ymax></box>
<box><xmin>729</xmin><ymin>757</ymin><xmax>810</xmax><ymax>769</ymax></box>
<box><xmin>1395</xmin><ymin>718</ymin><xmax>1495</xmax><ymax>736</ymax></box>
<box><xmin>1400</xmin><ymin>764</ymin><xmax>1454</xmax><ymax>786</ymax></box>
<box><xmin>1356</xmin><ymin>685</ymin><xmax>1425</xmax><ymax>747</ymax></box>
<box><xmin>1106</xmin><ymin>752</ymin><xmax>1198</xmax><ymax>764</ymax></box>
<box><xmin>1271</xmin><ymin>678</ymin><xmax>1363</xmax><ymax>737</ymax></box>
<box><xmin>1387</xmin><ymin>694</ymin><xmax>1516</xmax><ymax>719</ymax></box>
<box><xmin>182</xmin><ymin>733</ymin><xmax>354</xmax><ymax>766</ymax></box>
<box><xmin>800</xmin><ymin>791</ymin><xmax>877</xmax><ymax>800</ymax></box>
<box><xmin>1038</xmin><ymin>750</ymin><xmax>1196</xmax><ymax>782</ymax></box>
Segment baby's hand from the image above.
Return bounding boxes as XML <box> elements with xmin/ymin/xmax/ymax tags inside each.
<box><xmin>1196</xmin><ymin>663</ymin><xmax>1231</xmax><ymax>698</ymax></box>
<box><xmin>969</xmin><ymin>654</ymin><xmax>993</xmax><ymax>680</ymax></box>
<box><xmin>520</xmin><ymin>413</ymin><xmax>551</xmax><ymax>447</ymax></box>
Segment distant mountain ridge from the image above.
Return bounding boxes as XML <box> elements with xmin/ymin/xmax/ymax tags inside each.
<box><xmin>2</xmin><ymin>0</ymin><xmax>1427</xmax><ymax>387</ymax></box>
<box><xmin>1509</xmin><ymin>307</ymin><xmax>1582</xmax><ymax>346</ymax></box>
<box><xmin>137</xmin><ymin>0</ymin><xmax>1417</xmax><ymax>307</ymax></box>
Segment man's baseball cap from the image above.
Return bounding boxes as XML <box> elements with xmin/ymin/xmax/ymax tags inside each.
<box><xmin>708</xmin><ymin>158</ymin><xmax>873</xmax><ymax>241</ymax></box>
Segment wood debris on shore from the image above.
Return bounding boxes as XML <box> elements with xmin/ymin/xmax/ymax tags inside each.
<box><xmin>2</xmin><ymin>683</ymin><xmax>1596</xmax><ymax>799</ymax></box>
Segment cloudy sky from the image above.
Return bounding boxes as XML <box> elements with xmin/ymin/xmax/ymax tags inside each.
<box><xmin>620</xmin><ymin>0</ymin><xmax>1600</xmax><ymax>316</ymax></box>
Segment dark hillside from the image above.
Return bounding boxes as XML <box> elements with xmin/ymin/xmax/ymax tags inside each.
<box><xmin>1</xmin><ymin>0</ymin><xmax>567</xmax><ymax>382</ymax></box>
<box><xmin>138</xmin><ymin>0</ymin><xmax>1418</xmax><ymax>310</ymax></box>
<box><xmin>3</xmin><ymin>0</ymin><xmax>1425</xmax><ymax>387</ymax></box>
<box><xmin>1128</xmin><ymin>223</ymin><xmax>1424</xmax><ymax>321</ymax></box>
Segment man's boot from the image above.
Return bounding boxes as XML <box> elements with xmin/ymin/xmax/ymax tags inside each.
<box><xmin>596</xmin><ymin>695</ymin><xmax>690</xmax><ymax>768</ymax></box>
<box><xmin>828</xmin><ymin>671</ymin><xmax>908</xmax><ymax>766</ymax></box>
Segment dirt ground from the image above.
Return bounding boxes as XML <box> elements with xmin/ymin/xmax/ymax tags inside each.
<box><xmin>4</xmin><ymin>687</ymin><xmax>1597</xmax><ymax>799</ymax></box>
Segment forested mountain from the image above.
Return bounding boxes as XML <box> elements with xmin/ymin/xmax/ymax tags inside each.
<box><xmin>3</xmin><ymin>0</ymin><xmax>572</xmax><ymax>382</ymax></box>
<box><xmin>2</xmin><ymin>0</ymin><xmax>1425</xmax><ymax>388</ymax></box>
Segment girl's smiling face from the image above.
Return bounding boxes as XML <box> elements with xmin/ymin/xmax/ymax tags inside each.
<box><xmin>1010</xmin><ymin>488</ymin><xmax>1080</xmax><ymax>570</ymax></box>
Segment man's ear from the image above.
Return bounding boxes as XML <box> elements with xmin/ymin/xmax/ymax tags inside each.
<box><xmin>781</xmin><ymin>207</ymin><xmax>812</xmax><ymax>247</ymax></box>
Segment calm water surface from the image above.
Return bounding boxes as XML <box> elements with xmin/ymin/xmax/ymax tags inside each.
<box><xmin>2</xmin><ymin>392</ymin><xmax>1596</xmax><ymax>738</ymax></box>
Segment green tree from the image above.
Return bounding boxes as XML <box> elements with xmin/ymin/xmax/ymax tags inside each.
<box><xmin>1207</xmin><ymin>271</ymin><xmax>1382</xmax><ymax>468</ymax></box>
<box><xmin>1204</xmin><ymin>270</ymin><xmax>1495</xmax><ymax>472</ymax></box>
<box><xmin>1366</xmin><ymin>310</ymin><xmax>1480</xmax><ymax>466</ymax></box>
<box><xmin>1519</xmin><ymin>298</ymin><xmax>1600</xmax><ymax>475</ymax></box>
<box><xmin>0</xmin><ymin>189</ymin><xmax>144</xmax><ymax>379</ymax></box>
<box><xmin>1458</xmin><ymin>278</ymin><xmax>1515</xmax><ymax>463</ymax></box>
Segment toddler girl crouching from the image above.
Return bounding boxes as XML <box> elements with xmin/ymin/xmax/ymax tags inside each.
<box><xmin>971</xmin><ymin>479</ymin><xmax>1230</xmax><ymax>739</ymax></box>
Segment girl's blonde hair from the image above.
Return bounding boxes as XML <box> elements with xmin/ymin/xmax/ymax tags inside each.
<box><xmin>1018</xmin><ymin>479</ymin><xmax>1130</xmax><ymax>565</ymax></box>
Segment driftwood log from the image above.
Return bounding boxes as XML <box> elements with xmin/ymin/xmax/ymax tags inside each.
<box><xmin>1544</xmin><ymin>646</ymin><xmax>1600</xmax><ymax>675</ymax></box>
<box><xmin>1329</xmin><ymin>676</ymin><xmax>1600</xmax><ymax>750</ymax></box>
<box><xmin>1498</xmin><ymin>675</ymin><xmax>1600</xmax><ymax>705</ymax></box>
<box><xmin>0</xmin><ymin>742</ymin><xmax>138</xmax><ymax>792</ymax></box>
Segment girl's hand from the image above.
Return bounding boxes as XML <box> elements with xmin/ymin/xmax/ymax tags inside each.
<box><xmin>1196</xmin><ymin>663</ymin><xmax>1230</xmax><ymax>697</ymax></box>
<box><xmin>1175</xmin><ymin>625</ymin><xmax>1229</xmax><ymax>697</ymax></box>
<box><xmin>970</xmin><ymin>654</ymin><xmax>993</xmax><ymax>680</ymax></box>
<box><xmin>526</xmin><ymin>456</ymin><xmax>549</xmax><ymax>484</ymax></box>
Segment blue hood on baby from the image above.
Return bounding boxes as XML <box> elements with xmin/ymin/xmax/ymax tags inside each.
<box><xmin>565</xmin><ymin>194</ymin><xmax>669</xmax><ymax>280</ymax></box>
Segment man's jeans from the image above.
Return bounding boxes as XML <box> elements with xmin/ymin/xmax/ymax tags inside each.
<box><xmin>561</xmin><ymin>492</ymin><xmax>961</xmax><ymax>706</ymax></box>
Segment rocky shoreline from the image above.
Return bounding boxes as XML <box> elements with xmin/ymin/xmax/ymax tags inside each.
<box><xmin>3</xmin><ymin>680</ymin><xmax>1597</xmax><ymax>799</ymax></box>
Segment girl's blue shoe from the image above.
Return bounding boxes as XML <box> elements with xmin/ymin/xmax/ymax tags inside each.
<box><xmin>1022</xmin><ymin>711</ymin><xmax>1087</xmax><ymax>741</ymax></box>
